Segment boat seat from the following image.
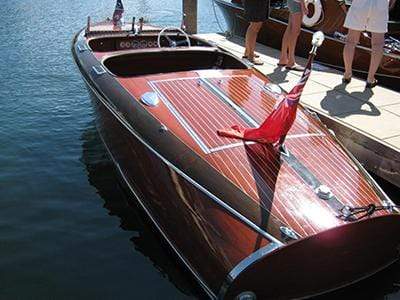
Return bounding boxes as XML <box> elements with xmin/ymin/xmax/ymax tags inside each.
<box><xmin>103</xmin><ymin>48</ymin><xmax>248</xmax><ymax>77</ymax></box>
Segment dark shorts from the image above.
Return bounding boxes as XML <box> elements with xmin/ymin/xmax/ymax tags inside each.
<box><xmin>287</xmin><ymin>0</ymin><xmax>301</xmax><ymax>14</ymax></box>
<box><xmin>242</xmin><ymin>0</ymin><xmax>268</xmax><ymax>22</ymax></box>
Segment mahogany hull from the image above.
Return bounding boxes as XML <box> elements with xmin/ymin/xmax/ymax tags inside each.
<box><xmin>83</xmin><ymin>76</ymin><xmax>400</xmax><ymax>299</ymax></box>
<box><xmin>214</xmin><ymin>0</ymin><xmax>400</xmax><ymax>91</ymax></box>
<box><xmin>72</xmin><ymin>24</ymin><xmax>400</xmax><ymax>299</ymax></box>
<box><xmin>85</xmin><ymin>77</ymin><xmax>400</xmax><ymax>299</ymax></box>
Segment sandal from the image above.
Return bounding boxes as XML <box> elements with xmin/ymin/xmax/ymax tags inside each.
<box><xmin>242</xmin><ymin>53</ymin><xmax>260</xmax><ymax>59</ymax></box>
<box><xmin>285</xmin><ymin>64</ymin><xmax>305</xmax><ymax>71</ymax></box>
<box><xmin>247</xmin><ymin>57</ymin><xmax>264</xmax><ymax>65</ymax></box>
<box><xmin>342</xmin><ymin>76</ymin><xmax>352</xmax><ymax>84</ymax></box>
<box><xmin>366</xmin><ymin>79</ymin><xmax>378</xmax><ymax>89</ymax></box>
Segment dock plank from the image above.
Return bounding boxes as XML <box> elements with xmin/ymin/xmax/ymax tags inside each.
<box><xmin>386</xmin><ymin>136</ymin><xmax>400</xmax><ymax>150</ymax></box>
<box><xmin>336</xmin><ymin>110</ymin><xmax>400</xmax><ymax>140</ymax></box>
<box><xmin>196</xmin><ymin>33</ymin><xmax>400</xmax><ymax>188</ymax></box>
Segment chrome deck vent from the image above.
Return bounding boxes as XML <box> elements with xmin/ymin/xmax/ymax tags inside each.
<box><xmin>315</xmin><ymin>185</ymin><xmax>333</xmax><ymax>200</ymax></box>
<box><xmin>280</xmin><ymin>226</ymin><xmax>298</xmax><ymax>240</ymax></box>
<box><xmin>141</xmin><ymin>92</ymin><xmax>159</xmax><ymax>107</ymax></box>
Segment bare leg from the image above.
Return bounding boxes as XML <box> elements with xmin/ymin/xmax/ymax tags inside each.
<box><xmin>343</xmin><ymin>29</ymin><xmax>361</xmax><ymax>79</ymax></box>
<box><xmin>367</xmin><ymin>32</ymin><xmax>384</xmax><ymax>83</ymax></box>
<box><xmin>286</xmin><ymin>13</ymin><xmax>302</xmax><ymax>67</ymax></box>
<box><xmin>278</xmin><ymin>19</ymin><xmax>292</xmax><ymax>65</ymax></box>
<box><xmin>244</xmin><ymin>22</ymin><xmax>262</xmax><ymax>60</ymax></box>
<box><xmin>244</xmin><ymin>23</ymin><xmax>251</xmax><ymax>57</ymax></box>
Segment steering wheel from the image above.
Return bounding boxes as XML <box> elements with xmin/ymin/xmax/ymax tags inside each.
<box><xmin>157</xmin><ymin>26</ymin><xmax>191</xmax><ymax>48</ymax></box>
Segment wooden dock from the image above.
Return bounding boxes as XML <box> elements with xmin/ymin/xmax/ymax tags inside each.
<box><xmin>196</xmin><ymin>33</ymin><xmax>400</xmax><ymax>188</ymax></box>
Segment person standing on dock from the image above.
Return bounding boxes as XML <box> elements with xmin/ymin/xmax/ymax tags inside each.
<box><xmin>242</xmin><ymin>0</ymin><xmax>268</xmax><ymax>65</ymax></box>
<box><xmin>278</xmin><ymin>0</ymin><xmax>308</xmax><ymax>71</ymax></box>
<box><xmin>342</xmin><ymin>0</ymin><xmax>397</xmax><ymax>88</ymax></box>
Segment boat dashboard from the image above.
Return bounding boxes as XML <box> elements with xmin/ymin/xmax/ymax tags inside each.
<box><xmin>89</xmin><ymin>34</ymin><xmax>213</xmax><ymax>52</ymax></box>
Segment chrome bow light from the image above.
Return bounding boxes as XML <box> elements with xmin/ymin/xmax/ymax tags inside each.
<box><xmin>310</xmin><ymin>31</ymin><xmax>325</xmax><ymax>55</ymax></box>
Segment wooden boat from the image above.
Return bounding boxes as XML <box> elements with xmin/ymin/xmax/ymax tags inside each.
<box><xmin>72</xmin><ymin>17</ymin><xmax>400</xmax><ymax>299</ymax></box>
<box><xmin>214</xmin><ymin>0</ymin><xmax>400</xmax><ymax>91</ymax></box>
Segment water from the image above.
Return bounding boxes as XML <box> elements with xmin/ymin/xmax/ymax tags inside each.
<box><xmin>0</xmin><ymin>0</ymin><xmax>398</xmax><ymax>299</ymax></box>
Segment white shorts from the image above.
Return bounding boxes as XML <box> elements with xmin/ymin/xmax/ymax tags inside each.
<box><xmin>344</xmin><ymin>0</ymin><xmax>389</xmax><ymax>33</ymax></box>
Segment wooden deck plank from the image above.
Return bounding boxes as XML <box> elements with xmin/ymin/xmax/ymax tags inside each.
<box><xmin>196</xmin><ymin>33</ymin><xmax>400</xmax><ymax>188</ymax></box>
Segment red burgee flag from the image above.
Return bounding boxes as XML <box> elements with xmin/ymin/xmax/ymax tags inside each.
<box><xmin>217</xmin><ymin>57</ymin><xmax>313</xmax><ymax>145</ymax></box>
<box><xmin>112</xmin><ymin>0</ymin><xmax>124</xmax><ymax>26</ymax></box>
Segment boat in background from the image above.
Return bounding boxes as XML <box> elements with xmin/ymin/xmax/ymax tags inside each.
<box><xmin>214</xmin><ymin>0</ymin><xmax>400</xmax><ymax>91</ymax></box>
<box><xmin>72</xmin><ymin>6</ymin><xmax>400</xmax><ymax>299</ymax></box>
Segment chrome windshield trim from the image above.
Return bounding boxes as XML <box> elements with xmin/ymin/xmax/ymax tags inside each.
<box><xmin>218</xmin><ymin>242</ymin><xmax>281</xmax><ymax>299</ymax></box>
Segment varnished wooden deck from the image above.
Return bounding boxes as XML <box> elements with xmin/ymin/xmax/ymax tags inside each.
<box><xmin>196</xmin><ymin>33</ymin><xmax>400</xmax><ymax>188</ymax></box>
<box><xmin>117</xmin><ymin>69</ymin><xmax>387</xmax><ymax>238</ymax></box>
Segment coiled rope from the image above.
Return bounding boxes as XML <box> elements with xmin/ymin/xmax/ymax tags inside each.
<box><xmin>337</xmin><ymin>204</ymin><xmax>400</xmax><ymax>221</ymax></box>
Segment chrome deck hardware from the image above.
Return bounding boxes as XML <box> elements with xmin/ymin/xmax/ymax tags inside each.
<box><xmin>92</xmin><ymin>65</ymin><xmax>106</xmax><ymax>76</ymax></box>
<box><xmin>141</xmin><ymin>92</ymin><xmax>160</xmax><ymax>107</ymax></box>
<box><xmin>280</xmin><ymin>226</ymin><xmax>298</xmax><ymax>240</ymax></box>
<box><xmin>159</xmin><ymin>124</ymin><xmax>168</xmax><ymax>133</ymax></box>
<box><xmin>315</xmin><ymin>185</ymin><xmax>333</xmax><ymax>200</ymax></box>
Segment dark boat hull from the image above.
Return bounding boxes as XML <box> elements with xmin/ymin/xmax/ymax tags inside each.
<box><xmin>215</xmin><ymin>0</ymin><xmax>400</xmax><ymax>91</ymax></box>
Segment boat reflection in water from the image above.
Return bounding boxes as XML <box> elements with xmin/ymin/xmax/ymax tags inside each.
<box><xmin>214</xmin><ymin>0</ymin><xmax>400</xmax><ymax>90</ymax></box>
<box><xmin>80</xmin><ymin>123</ymin><xmax>204</xmax><ymax>299</ymax></box>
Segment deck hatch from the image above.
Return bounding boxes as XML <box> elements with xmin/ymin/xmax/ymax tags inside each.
<box><xmin>149</xmin><ymin>76</ymin><xmax>254</xmax><ymax>153</ymax></box>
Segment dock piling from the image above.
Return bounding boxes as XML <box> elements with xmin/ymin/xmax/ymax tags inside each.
<box><xmin>182</xmin><ymin>0</ymin><xmax>197</xmax><ymax>34</ymax></box>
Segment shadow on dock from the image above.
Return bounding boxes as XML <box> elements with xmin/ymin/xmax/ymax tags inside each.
<box><xmin>321</xmin><ymin>83</ymin><xmax>380</xmax><ymax>117</ymax></box>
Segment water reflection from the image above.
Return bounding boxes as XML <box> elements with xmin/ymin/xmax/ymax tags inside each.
<box><xmin>80</xmin><ymin>122</ymin><xmax>203</xmax><ymax>299</ymax></box>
